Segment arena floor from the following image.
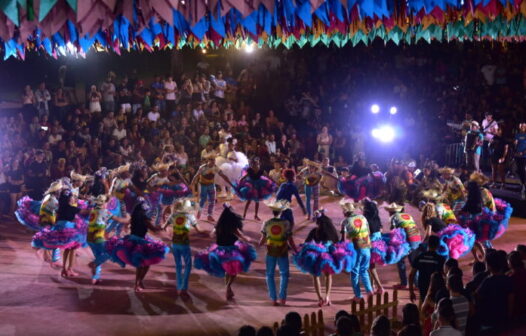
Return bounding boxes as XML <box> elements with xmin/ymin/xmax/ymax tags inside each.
<box><xmin>1</xmin><ymin>196</ymin><xmax>525</xmax><ymax>336</ymax></box>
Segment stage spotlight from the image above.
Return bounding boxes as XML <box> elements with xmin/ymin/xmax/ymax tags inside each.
<box><xmin>201</xmin><ymin>48</ymin><xmax>207</xmax><ymax>54</ymax></box>
<box><xmin>390</xmin><ymin>106</ymin><xmax>397</xmax><ymax>115</ymax></box>
<box><xmin>371</xmin><ymin>104</ymin><xmax>380</xmax><ymax>114</ymax></box>
<box><xmin>372</xmin><ymin>125</ymin><xmax>395</xmax><ymax>143</ymax></box>
<box><xmin>244</xmin><ymin>43</ymin><xmax>255</xmax><ymax>53</ymax></box>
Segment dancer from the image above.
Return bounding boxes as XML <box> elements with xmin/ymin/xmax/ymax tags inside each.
<box><xmin>105</xmin><ymin>197</ymin><xmax>169</xmax><ymax>292</ymax></box>
<box><xmin>259</xmin><ymin>200</ymin><xmax>296</xmax><ymax>306</ymax></box>
<box><xmin>439</xmin><ymin>167</ymin><xmax>466</xmax><ymax>211</ymax></box>
<box><xmin>108</xmin><ymin>164</ymin><xmax>132</xmax><ymax>236</ymax></box>
<box><xmin>215</xmin><ymin>137</ymin><xmax>248</xmax><ymax>200</ymax></box>
<box><xmin>340</xmin><ymin>199</ymin><xmax>373</xmax><ymax>302</ymax></box>
<box><xmin>362</xmin><ymin>198</ymin><xmax>384</xmax><ymax>294</ymax></box>
<box><xmin>87</xmin><ymin>194</ymin><xmax>129</xmax><ymax>284</ymax></box>
<box><xmin>295</xmin><ymin>210</ymin><xmax>355</xmax><ymax>306</ymax></box>
<box><xmin>194</xmin><ymin>204</ymin><xmax>256</xmax><ymax>301</ymax></box>
<box><xmin>236</xmin><ymin>157</ymin><xmax>276</xmax><ymax>221</ymax></box>
<box><xmin>275</xmin><ymin>169</ymin><xmax>307</xmax><ymax>229</ymax></box>
<box><xmin>163</xmin><ymin>199</ymin><xmax>204</xmax><ymax>299</ymax></box>
<box><xmin>32</xmin><ymin>188</ymin><xmax>90</xmax><ymax>277</ymax></box>
<box><xmin>191</xmin><ymin>154</ymin><xmax>233</xmax><ymax>222</ymax></box>
<box><xmin>70</xmin><ymin>171</ymin><xmax>90</xmax><ymax>203</ymax></box>
<box><xmin>320</xmin><ymin>157</ymin><xmax>338</xmax><ymax>195</ymax></box>
<box><xmin>147</xmin><ymin>162</ymin><xmax>172</xmax><ymax>226</ymax></box>
<box><xmin>299</xmin><ymin>159</ymin><xmax>322</xmax><ymax>220</ymax></box>
<box><xmin>385</xmin><ymin>203</ymin><xmax>421</xmax><ymax>290</ymax></box>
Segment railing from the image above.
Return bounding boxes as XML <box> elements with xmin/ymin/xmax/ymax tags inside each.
<box><xmin>272</xmin><ymin>309</ymin><xmax>324</xmax><ymax>336</ymax></box>
<box><xmin>445</xmin><ymin>142</ymin><xmax>464</xmax><ymax>167</ymax></box>
<box><xmin>350</xmin><ymin>289</ymin><xmax>399</xmax><ymax>331</ymax></box>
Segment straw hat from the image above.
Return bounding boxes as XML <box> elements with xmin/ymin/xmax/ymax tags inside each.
<box><xmin>339</xmin><ymin>199</ymin><xmax>357</xmax><ymax>213</ymax></box>
<box><xmin>469</xmin><ymin>172</ymin><xmax>490</xmax><ymax>186</ymax></box>
<box><xmin>384</xmin><ymin>202</ymin><xmax>404</xmax><ymax>212</ymax></box>
<box><xmin>45</xmin><ymin>180</ymin><xmax>63</xmax><ymax>195</ymax></box>
<box><xmin>421</xmin><ymin>189</ymin><xmax>444</xmax><ymax>201</ymax></box>
<box><xmin>70</xmin><ymin>171</ymin><xmax>88</xmax><ymax>182</ymax></box>
<box><xmin>152</xmin><ymin>162</ymin><xmax>173</xmax><ymax>172</ymax></box>
<box><xmin>93</xmin><ymin>194</ymin><xmax>108</xmax><ymax>206</ymax></box>
<box><xmin>303</xmin><ymin>158</ymin><xmax>322</xmax><ymax>169</ymax></box>
<box><xmin>173</xmin><ymin>199</ymin><xmax>194</xmax><ymax>213</ymax></box>
<box><xmin>115</xmin><ymin>163</ymin><xmax>131</xmax><ymax>175</ymax></box>
<box><xmin>265</xmin><ymin>199</ymin><xmax>290</xmax><ymax>212</ymax></box>
<box><xmin>439</xmin><ymin>167</ymin><xmax>455</xmax><ymax>175</ymax></box>
<box><xmin>203</xmin><ymin>153</ymin><xmax>217</xmax><ymax>160</ymax></box>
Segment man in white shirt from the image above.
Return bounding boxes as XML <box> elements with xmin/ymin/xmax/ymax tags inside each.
<box><xmin>481</xmin><ymin>113</ymin><xmax>498</xmax><ymax>142</ymax></box>
<box><xmin>35</xmin><ymin>82</ymin><xmax>51</xmax><ymax>117</ymax></box>
<box><xmin>265</xmin><ymin>134</ymin><xmax>277</xmax><ymax>155</ymax></box>
<box><xmin>147</xmin><ymin>106</ymin><xmax>161</xmax><ymax>122</ymax></box>
<box><xmin>200</xmin><ymin>143</ymin><xmax>217</xmax><ymax>161</ymax></box>
<box><xmin>213</xmin><ymin>71</ymin><xmax>226</xmax><ymax>102</ymax></box>
<box><xmin>100</xmin><ymin>77</ymin><xmax>116</xmax><ymax>113</ymax></box>
<box><xmin>112</xmin><ymin>123</ymin><xmax>127</xmax><ymax>141</ymax></box>
<box><xmin>193</xmin><ymin>102</ymin><xmax>205</xmax><ymax>121</ymax></box>
<box><xmin>48</xmin><ymin>127</ymin><xmax>62</xmax><ymax>146</ymax></box>
<box><xmin>164</xmin><ymin>76</ymin><xmax>177</xmax><ymax>115</ymax></box>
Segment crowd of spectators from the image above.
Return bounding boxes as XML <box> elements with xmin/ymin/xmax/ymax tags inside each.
<box><xmin>236</xmin><ymin>245</ymin><xmax>526</xmax><ymax>336</ymax></box>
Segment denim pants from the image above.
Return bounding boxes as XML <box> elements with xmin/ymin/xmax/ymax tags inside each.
<box><xmin>199</xmin><ymin>184</ymin><xmax>216</xmax><ymax>216</ymax></box>
<box><xmin>265</xmin><ymin>255</ymin><xmax>290</xmax><ymax>301</ymax></box>
<box><xmin>88</xmin><ymin>242</ymin><xmax>110</xmax><ymax>280</ymax></box>
<box><xmin>51</xmin><ymin>248</ymin><xmax>61</xmax><ymax>262</ymax></box>
<box><xmin>351</xmin><ymin>248</ymin><xmax>373</xmax><ymax>298</ymax></box>
<box><xmin>304</xmin><ymin>184</ymin><xmax>319</xmax><ymax>216</ymax></box>
<box><xmin>105</xmin><ymin>220</ymin><xmax>123</xmax><ymax>237</ymax></box>
<box><xmin>397</xmin><ymin>256</ymin><xmax>408</xmax><ymax>286</ymax></box>
<box><xmin>172</xmin><ymin>244</ymin><xmax>192</xmax><ymax>291</ymax></box>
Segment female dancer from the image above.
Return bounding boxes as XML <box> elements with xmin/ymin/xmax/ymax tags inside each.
<box><xmin>362</xmin><ymin>199</ymin><xmax>385</xmax><ymax>294</ymax></box>
<box><xmin>294</xmin><ymin>210</ymin><xmax>355</xmax><ymax>306</ymax></box>
<box><xmin>215</xmin><ymin>137</ymin><xmax>248</xmax><ymax>200</ymax></box>
<box><xmin>194</xmin><ymin>204</ymin><xmax>256</xmax><ymax>301</ymax></box>
<box><xmin>276</xmin><ymin>169</ymin><xmax>306</xmax><ymax>229</ymax></box>
<box><xmin>32</xmin><ymin>188</ymin><xmax>90</xmax><ymax>277</ymax></box>
<box><xmin>299</xmin><ymin>159</ymin><xmax>322</xmax><ymax>220</ymax></box>
<box><xmin>105</xmin><ymin>197</ymin><xmax>169</xmax><ymax>292</ymax></box>
<box><xmin>236</xmin><ymin>157</ymin><xmax>276</xmax><ymax>220</ymax></box>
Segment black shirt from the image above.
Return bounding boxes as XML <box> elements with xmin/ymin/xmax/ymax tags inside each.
<box><xmin>476</xmin><ymin>274</ymin><xmax>513</xmax><ymax>328</ymax></box>
<box><xmin>216</xmin><ymin>221</ymin><xmax>242</xmax><ymax>246</ymax></box>
<box><xmin>56</xmin><ymin>204</ymin><xmax>80</xmax><ymax>222</ymax></box>
<box><xmin>489</xmin><ymin>135</ymin><xmax>507</xmax><ymax>160</ymax></box>
<box><xmin>130</xmin><ymin>207</ymin><xmax>149</xmax><ymax>238</ymax></box>
<box><xmin>247</xmin><ymin>167</ymin><xmax>263</xmax><ymax>180</ymax></box>
<box><xmin>411</xmin><ymin>250</ymin><xmax>446</xmax><ymax>297</ymax></box>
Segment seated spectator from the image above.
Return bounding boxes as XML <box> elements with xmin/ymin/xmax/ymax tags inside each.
<box><xmin>256</xmin><ymin>326</ymin><xmax>274</xmax><ymax>336</ymax></box>
<box><xmin>112</xmin><ymin>122</ymin><xmax>127</xmax><ymax>141</ymax></box>
<box><xmin>335</xmin><ymin>317</ymin><xmax>354</xmax><ymax>336</ymax></box>
<box><xmin>447</xmin><ymin>275</ymin><xmax>470</xmax><ymax>334</ymax></box>
<box><xmin>402</xmin><ymin>303</ymin><xmax>422</xmax><ymax>335</ymax></box>
<box><xmin>397</xmin><ymin>324</ymin><xmax>422</xmax><ymax>336</ymax></box>
<box><xmin>370</xmin><ymin>315</ymin><xmax>392</xmax><ymax>336</ymax></box>
<box><xmin>465</xmin><ymin>261</ymin><xmax>487</xmax><ymax>298</ymax></box>
<box><xmin>284</xmin><ymin>312</ymin><xmax>302</xmax><ymax>336</ymax></box>
<box><xmin>507</xmin><ymin>251</ymin><xmax>526</xmax><ymax>320</ymax></box>
<box><xmin>430</xmin><ymin>298</ymin><xmax>462</xmax><ymax>336</ymax></box>
<box><xmin>238</xmin><ymin>325</ymin><xmax>256</xmax><ymax>336</ymax></box>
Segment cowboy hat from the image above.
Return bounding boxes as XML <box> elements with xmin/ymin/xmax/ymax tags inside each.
<box><xmin>44</xmin><ymin>180</ymin><xmax>63</xmax><ymax>195</ymax></box>
<box><xmin>265</xmin><ymin>199</ymin><xmax>290</xmax><ymax>212</ymax></box>
<box><xmin>93</xmin><ymin>194</ymin><xmax>108</xmax><ymax>206</ymax></box>
<box><xmin>384</xmin><ymin>202</ymin><xmax>404</xmax><ymax>212</ymax></box>
<box><xmin>115</xmin><ymin>163</ymin><xmax>131</xmax><ymax>175</ymax></box>
<box><xmin>438</xmin><ymin>167</ymin><xmax>455</xmax><ymax>175</ymax></box>
<box><xmin>421</xmin><ymin>189</ymin><xmax>444</xmax><ymax>201</ymax></box>
<box><xmin>152</xmin><ymin>162</ymin><xmax>173</xmax><ymax>172</ymax></box>
<box><xmin>173</xmin><ymin>199</ymin><xmax>194</xmax><ymax>213</ymax></box>
<box><xmin>339</xmin><ymin>199</ymin><xmax>357</xmax><ymax>213</ymax></box>
<box><xmin>303</xmin><ymin>158</ymin><xmax>322</xmax><ymax>169</ymax></box>
<box><xmin>469</xmin><ymin>172</ymin><xmax>490</xmax><ymax>186</ymax></box>
<box><xmin>70</xmin><ymin>171</ymin><xmax>88</xmax><ymax>182</ymax></box>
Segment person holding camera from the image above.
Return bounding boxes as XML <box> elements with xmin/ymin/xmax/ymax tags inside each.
<box><xmin>464</xmin><ymin>121</ymin><xmax>484</xmax><ymax>172</ymax></box>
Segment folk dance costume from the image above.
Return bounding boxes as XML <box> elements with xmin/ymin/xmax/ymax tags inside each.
<box><xmin>215</xmin><ymin>139</ymin><xmax>248</xmax><ymax>199</ymax></box>
<box><xmin>385</xmin><ymin>203</ymin><xmax>422</xmax><ymax>288</ymax></box>
<box><xmin>340</xmin><ymin>200</ymin><xmax>373</xmax><ymax>300</ymax></box>
<box><xmin>260</xmin><ymin>200</ymin><xmax>295</xmax><ymax>305</ymax></box>
<box><xmin>108</xmin><ymin>164</ymin><xmax>132</xmax><ymax>236</ymax></box>
<box><xmin>147</xmin><ymin>163</ymin><xmax>173</xmax><ymax>226</ymax></box>
<box><xmin>439</xmin><ymin>167</ymin><xmax>466</xmax><ymax>213</ymax></box>
<box><xmin>299</xmin><ymin>159</ymin><xmax>322</xmax><ymax>220</ymax></box>
<box><xmin>194</xmin><ymin>205</ymin><xmax>256</xmax><ymax>301</ymax></box>
<box><xmin>235</xmin><ymin>158</ymin><xmax>276</xmax><ymax>220</ymax></box>
<box><xmin>105</xmin><ymin>198</ymin><xmax>169</xmax><ymax>292</ymax></box>
<box><xmin>163</xmin><ymin>199</ymin><xmax>202</xmax><ymax>297</ymax></box>
<box><xmin>275</xmin><ymin>169</ymin><xmax>306</xmax><ymax>229</ymax></box>
<box><xmin>294</xmin><ymin>210</ymin><xmax>355</xmax><ymax>306</ymax></box>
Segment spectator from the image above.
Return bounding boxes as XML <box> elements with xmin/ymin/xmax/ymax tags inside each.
<box><xmin>421</xmin><ymin>272</ymin><xmax>447</xmax><ymax>335</ymax></box>
<box><xmin>34</xmin><ymin>82</ymin><xmax>51</xmax><ymax>117</ymax></box>
<box><xmin>443</xmin><ymin>258</ymin><xmax>459</xmax><ymax>276</ymax></box>
<box><xmin>164</xmin><ymin>75</ymin><xmax>177</xmax><ymax>116</ymax></box>
<box><xmin>397</xmin><ymin>324</ymin><xmax>421</xmax><ymax>336</ymax></box>
<box><xmin>238</xmin><ymin>325</ymin><xmax>256</xmax><ymax>336</ymax></box>
<box><xmin>370</xmin><ymin>315</ymin><xmax>392</xmax><ymax>336</ymax></box>
<box><xmin>465</xmin><ymin>261</ymin><xmax>487</xmax><ymax>298</ymax></box>
<box><xmin>22</xmin><ymin>84</ymin><xmax>36</xmax><ymax>122</ymax></box>
<box><xmin>447</xmin><ymin>274</ymin><xmax>470</xmax><ymax>334</ymax></box>
<box><xmin>489</xmin><ymin>127</ymin><xmax>508</xmax><ymax>188</ymax></box>
<box><xmin>507</xmin><ymin>251</ymin><xmax>526</xmax><ymax>320</ymax></box>
<box><xmin>516</xmin><ymin>244</ymin><xmax>526</xmax><ymax>267</ymax></box>
<box><xmin>256</xmin><ymin>326</ymin><xmax>274</xmax><ymax>336</ymax></box>
<box><xmin>112</xmin><ymin>122</ymin><xmax>127</xmax><ymax>141</ymax></box>
<box><xmin>335</xmin><ymin>317</ymin><xmax>354</xmax><ymax>336</ymax></box>
<box><xmin>464</xmin><ymin>121</ymin><xmax>483</xmax><ymax>172</ymax></box>
<box><xmin>430</xmin><ymin>298</ymin><xmax>462</xmax><ymax>336</ymax></box>
<box><xmin>101</xmin><ymin>75</ymin><xmax>116</xmax><ymax>113</ymax></box>
<box><xmin>316</xmin><ymin>126</ymin><xmax>333</xmax><ymax>160</ymax></box>
<box><xmin>283</xmin><ymin>311</ymin><xmax>302</xmax><ymax>336</ymax></box>
<box><xmin>88</xmin><ymin>85</ymin><xmax>102</xmax><ymax>114</ymax></box>
<box><xmin>7</xmin><ymin>158</ymin><xmax>24</xmax><ymax>215</ymax></box>
<box><xmin>409</xmin><ymin>235</ymin><xmax>446</xmax><ymax>302</ymax></box>
<box><xmin>265</xmin><ymin>134</ymin><xmax>277</xmax><ymax>155</ymax></box>
<box><xmin>213</xmin><ymin>71</ymin><xmax>226</xmax><ymax>102</ymax></box>
<box><xmin>276</xmin><ymin>325</ymin><xmax>295</xmax><ymax>336</ymax></box>
<box><xmin>147</xmin><ymin>106</ymin><xmax>161</xmax><ymax>122</ymax></box>
<box><xmin>401</xmin><ymin>303</ymin><xmax>422</xmax><ymax>335</ymax></box>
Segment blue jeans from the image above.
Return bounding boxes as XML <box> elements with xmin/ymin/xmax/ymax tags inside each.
<box><xmin>88</xmin><ymin>242</ymin><xmax>110</xmax><ymax>280</ymax></box>
<box><xmin>199</xmin><ymin>184</ymin><xmax>216</xmax><ymax>216</ymax></box>
<box><xmin>397</xmin><ymin>257</ymin><xmax>408</xmax><ymax>286</ymax></box>
<box><xmin>172</xmin><ymin>244</ymin><xmax>192</xmax><ymax>290</ymax></box>
<box><xmin>304</xmin><ymin>184</ymin><xmax>319</xmax><ymax>217</ymax></box>
<box><xmin>105</xmin><ymin>220</ymin><xmax>123</xmax><ymax>237</ymax></box>
<box><xmin>51</xmin><ymin>248</ymin><xmax>61</xmax><ymax>262</ymax></box>
<box><xmin>351</xmin><ymin>248</ymin><xmax>373</xmax><ymax>298</ymax></box>
<box><xmin>265</xmin><ymin>255</ymin><xmax>290</xmax><ymax>301</ymax></box>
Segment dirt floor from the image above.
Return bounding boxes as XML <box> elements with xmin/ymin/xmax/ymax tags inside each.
<box><xmin>1</xmin><ymin>196</ymin><xmax>525</xmax><ymax>336</ymax></box>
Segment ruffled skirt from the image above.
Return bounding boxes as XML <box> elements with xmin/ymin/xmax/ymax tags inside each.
<box><xmin>105</xmin><ymin>234</ymin><xmax>169</xmax><ymax>268</ymax></box>
<box><xmin>293</xmin><ymin>242</ymin><xmax>356</xmax><ymax>276</ymax></box>
<box><xmin>436</xmin><ymin>224</ymin><xmax>475</xmax><ymax>259</ymax></box>
<box><xmin>32</xmin><ymin>219</ymin><xmax>87</xmax><ymax>250</ymax></box>
<box><xmin>234</xmin><ymin>176</ymin><xmax>277</xmax><ymax>201</ymax></box>
<box><xmin>457</xmin><ymin>198</ymin><xmax>513</xmax><ymax>242</ymax></box>
<box><xmin>194</xmin><ymin>241</ymin><xmax>257</xmax><ymax>277</ymax></box>
<box><xmin>370</xmin><ymin>228</ymin><xmax>411</xmax><ymax>265</ymax></box>
<box><xmin>15</xmin><ymin>196</ymin><xmax>42</xmax><ymax>231</ymax></box>
<box><xmin>159</xmin><ymin>183</ymin><xmax>192</xmax><ymax>206</ymax></box>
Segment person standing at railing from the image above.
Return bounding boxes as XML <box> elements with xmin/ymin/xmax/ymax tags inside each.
<box><xmin>514</xmin><ymin>123</ymin><xmax>526</xmax><ymax>199</ymax></box>
<box><xmin>464</xmin><ymin>121</ymin><xmax>484</xmax><ymax>172</ymax></box>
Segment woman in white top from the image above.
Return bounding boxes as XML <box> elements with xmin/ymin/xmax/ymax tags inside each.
<box><xmin>88</xmin><ymin>85</ymin><xmax>102</xmax><ymax>113</ymax></box>
<box><xmin>316</xmin><ymin>126</ymin><xmax>333</xmax><ymax>160</ymax></box>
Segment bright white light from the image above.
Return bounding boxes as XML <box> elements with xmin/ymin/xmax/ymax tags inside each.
<box><xmin>244</xmin><ymin>43</ymin><xmax>254</xmax><ymax>53</ymax></box>
<box><xmin>371</xmin><ymin>104</ymin><xmax>380</xmax><ymax>114</ymax></box>
<box><xmin>390</xmin><ymin>106</ymin><xmax>397</xmax><ymax>115</ymax></box>
<box><xmin>372</xmin><ymin>125</ymin><xmax>395</xmax><ymax>143</ymax></box>
<box><xmin>201</xmin><ymin>48</ymin><xmax>207</xmax><ymax>54</ymax></box>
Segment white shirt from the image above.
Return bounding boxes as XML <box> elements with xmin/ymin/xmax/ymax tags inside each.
<box><xmin>112</xmin><ymin>128</ymin><xmax>127</xmax><ymax>141</ymax></box>
<box><xmin>481</xmin><ymin>118</ymin><xmax>498</xmax><ymax>141</ymax></box>
<box><xmin>164</xmin><ymin>81</ymin><xmax>177</xmax><ymax>101</ymax></box>
<box><xmin>148</xmin><ymin>111</ymin><xmax>161</xmax><ymax>122</ymax></box>
<box><xmin>214</xmin><ymin>79</ymin><xmax>226</xmax><ymax>98</ymax></box>
<box><xmin>265</xmin><ymin>140</ymin><xmax>277</xmax><ymax>154</ymax></box>
<box><xmin>430</xmin><ymin>326</ymin><xmax>462</xmax><ymax>336</ymax></box>
<box><xmin>101</xmin><ymin>82</ymin><xmax>116</xmax><ymax>101</ymax></box>
<box><xmin>193</xmin><ymin>108</ymin><xmax>205</xmax><ymax>120</ymax></box>
<box><xmin>48</xmin><ymin>134</ymin><xmax>62</xmax><ymax>146</ymax></box>
<box><xmin>481</xmin><ymin>65</ymin><xmax>497</xmax><ymax>86</ymax></box>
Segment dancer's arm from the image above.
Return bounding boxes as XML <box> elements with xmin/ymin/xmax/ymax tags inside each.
<box><xmin>218</xmin><ymin>171</ymin><xmax>235</xmax><ymax>189</ymax></box>
<box><xmin>288</xmin><ymin>236</ymin><xmax>298</xmax><ymax>253</ymax></box>
<box><xmin>258</xmin><ymin>234</ymin><xmax>266</xmax><ymax>247</ymax></box>
<box><xmin>234</xmin><ymin>228</ymin><xmax>252</xmax><ymax>243</ymax></box>
<box><xmin>293</xmin><ymin>186</ymin><xmax>307</xmax><ymax>214</ymax></box>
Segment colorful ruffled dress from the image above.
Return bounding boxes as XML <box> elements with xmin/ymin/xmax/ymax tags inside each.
<box><xmin>32</xmin><ymin>202</ymin><xmax>88</xmax><ymax>250</ymax></box>
<box><xmin>390</xmin><ymin>212</ymin><xmax>422</xmax><ymax>250</ymax></box>
<box><xmin>293</xmin><ymin>240</ymin><xmax>356</xmax><ymax>276</ymax></box>
<box><xmin>104</xmin><ymin>197</ymin><xmax>125</xmax><ymax>236</ymax></box>
<box><xmin>370</xmin><ymin>228</ymin><xmax>411</xmax><ymax>265</ymax></box>
<box><xmin>436</xmin><ymin>224</ymin><xmax>476</xmax><ymax>259</ymax></box>
<box><xmin>15</xmin><ymin>196</ymin><xmax>49</xmax><ymax>231</ymax></box>
<box><xmin>234</xmin><ymin>168</ymin><xmax>276</xmax><ymax>201</ymax></box>
<box><xmin>105</xmin><ymin>205</ymin><xmax>169</xmax><ymax>268</ymax></box>
<box><xmin>158</xmin><ymin>183</ymin><xmax>192</xmax><ymax>206</ymax></box>
<box><xmin>337</xmin><ymin>175</ymin><xmax>359</xmax><ymax>200</ymax></box>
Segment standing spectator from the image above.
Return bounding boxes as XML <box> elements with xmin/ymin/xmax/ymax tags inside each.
<box><xmin>507</xmin><ymin>251</ymin><xmax>526</xmax><ymax>321</ymax></box>
<box><xmin>465</xmin><ymin>261</ymin><xmax>487</xmax><ymax>298</ymax></box>
<box><xmin>21</xmin><ymin>85</ymin><xmax>36</xmax><ymax>122</ymax></box>
<box><xmin>430</xmin><ymin>298</ymin><xmax>462</xmax><ymax>336</ymax></box>
<box><xmin>151</xmin><ymin>75</ymin><xmax>165</xmax><ymax>112</ymax></box>
<box><xmin>7</xmin><ymin>158</ymin><xmax>24</xmax><ymax>216</ymax></box>
<box><xmin>475</xmin><ymin>251</ymin><xmax>514</xmax><ymax>335</ymax></box>
<box><xmin>53</xmin><ymin>88</ymin><xmax>70</xmax><ymax>122</ymax></box>
<box><xmin>164</xmin><ymin>75</ymin><xmax>177</xmax><ymax>117</ymax></box>
<box><xmin>213</xmin><ymin>71</ymin><xmax>226</xmax><ymax>103</ymax></box>
<box><xmin>265</xmin><ymin>134</ymin><xmax>277</xmax><ymax>155</ymax></box>
<box><xmin>447</xmin><ymin>275</ymin><xmax>470</xmax><ymax>334</ymax></box>
<box><xmin>409</xmin><ymin>235</ymin><xmax>446</xmax><ymax>302</ymax></box>
<box><xmin>100</xmin><ymin>76</ymin><xmax>116</xmax><ymax>113</ymax></box>
<box><xmin>464</xmin><ymin>121</ymin><xmax>483</xmax><ymax>172</ymax></box>
<box><xmin>88</xmin><ymin>85</ymin><xmax>102</xmax><ymax>114</ymax></box>
<box><xmin>317</xmin><ymin>126</ymin><xmax>333</xmax><ymax>160</ymax></box>
<box><xmin>513</xmin><ymin>123</ymin><xmax>526</xmax><ymax>199</ymax></box>
<box><xmin>34</xmin><ymin>82</ymin><xmax>51</xmax><ymax>117</ymax></box>
<box><xmin>118</xmin><ymin>77</ymin><xmax>132</xmax><ymax>113</ymax></box>
<box><xmin>489</xmin><ymin>127</ymin><xmax>508</xmax><ymax>188</ymax></box>
<box><xmin>132</xmin><ymin>80</ymin><xmax>145</xmax><ymax>114</ymax></box>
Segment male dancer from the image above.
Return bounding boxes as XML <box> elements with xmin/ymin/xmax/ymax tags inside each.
<box><xmin>340</xmin><ymin>200</ymin><xmax>373</xmax><ymax>302</ymax></box>
<box><xmin>260</xmin><ymin>200</ymin><xmax>297</xmax><ymax>306</ymax></box>
<box><xmin>275</xmin><ymin>169</ymin><xmax>306</xmax><ymax>229</ymax></box>
<box><xmin>298</xmin><ymin>159</ymin><xmax>322</xmax><ymax>220</ymax></box>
